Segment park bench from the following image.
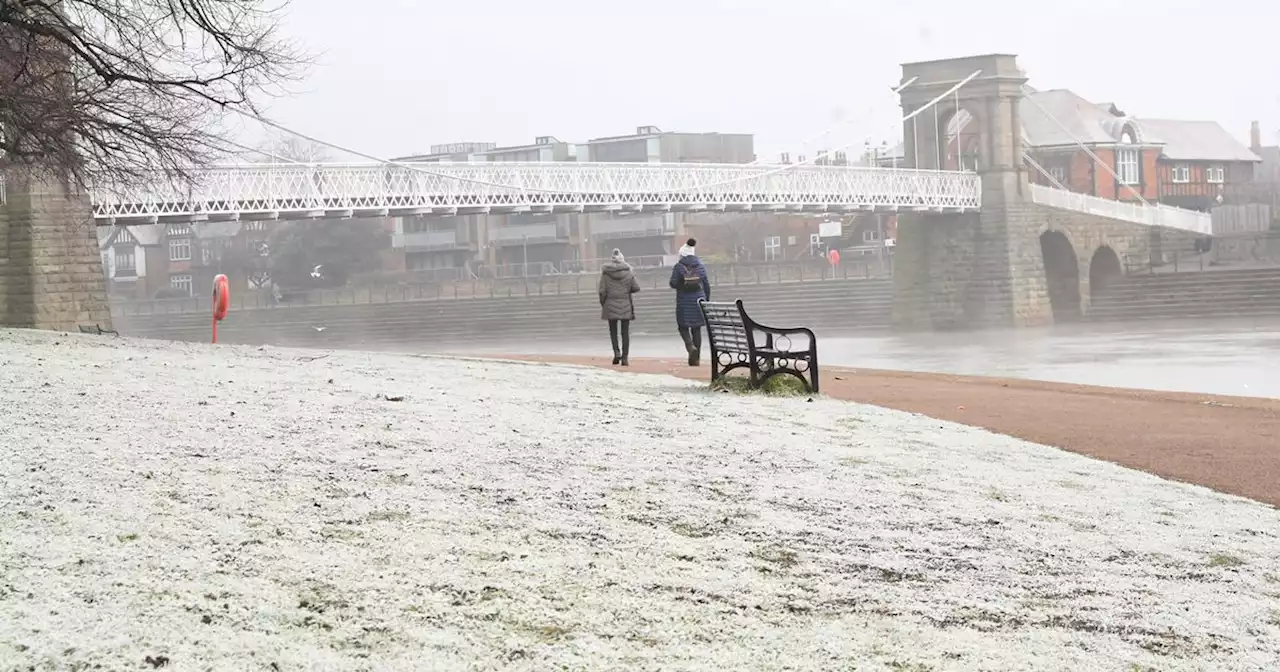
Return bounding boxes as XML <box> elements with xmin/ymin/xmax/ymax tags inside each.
<box><xmin>698</xmin><ymin>299</ymin><xmax>819</xmax><ymax>394</ymax></box>
<box><xmin>78</xmin><ymin>324</ymin><xmax>118</xmax><ymax>336</ymax></box>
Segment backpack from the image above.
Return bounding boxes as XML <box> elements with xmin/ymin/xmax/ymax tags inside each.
<box><xmin>678</xmin><ymin>263</ymin><xmax>702</xmax><ymax>293</ymax></box>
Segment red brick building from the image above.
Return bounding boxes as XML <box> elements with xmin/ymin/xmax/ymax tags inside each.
<box><xmin>881</xmin><ymin>89</ymin><xmax>1260</xmax><ymax>211</ymax></box>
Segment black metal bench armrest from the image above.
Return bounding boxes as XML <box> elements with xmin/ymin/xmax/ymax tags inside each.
<box><xmin>750</xmin><ymin>323</ymin><xmax>816</xmax><ymax>339</ymax></box>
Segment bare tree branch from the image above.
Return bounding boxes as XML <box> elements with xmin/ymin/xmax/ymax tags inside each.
<box><xmin>0</xmin><ymin>0</ymin><xmax>307</xmax><ymax>190</ymax></box>
<box><xmin>252</xmin><ymin>132</ymin><xmax>328</xmax><ymax>163</ymax></box>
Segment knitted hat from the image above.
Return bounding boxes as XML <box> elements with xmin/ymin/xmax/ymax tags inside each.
<box><xmin>678</xmin><ymin>238</ymin><xmax>697</xmax><ymax>258</ymax></box>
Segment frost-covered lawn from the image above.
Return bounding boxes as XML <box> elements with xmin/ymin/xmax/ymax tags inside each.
<box><xmin>1</xmin><ymin>329</ymin><xmax>1279</xmax><ymax>671</ymax></box>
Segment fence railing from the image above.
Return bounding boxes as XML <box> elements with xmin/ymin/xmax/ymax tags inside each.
<box><xmin>1123</xmin><ymin>231</ymin><xmax>1280</xmax><ymax>275</ymax></box>
<box><xmin>1029</xmin><ymin>183</ymin><xmax>1213</xmax><ymax>235</ymax></box>
<box><xmin>559</xmin><ymin>255</ymin><xmax>670</xmax><ymax>274</ymax></box>
<box><xmin>108</xmin><ymin>260</ymin><xmax>891</xmax><ymax>317</ymax></box>
<box><xmin>91</xmin><ymin>162</ymin><xmax>983</xmax><ymax>222</ymax></box>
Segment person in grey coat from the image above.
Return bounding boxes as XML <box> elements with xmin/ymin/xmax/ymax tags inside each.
<box><xmin>599</xmin><ymin>248</ymin><xmax>641</xmax><ymax>366</ymax></box>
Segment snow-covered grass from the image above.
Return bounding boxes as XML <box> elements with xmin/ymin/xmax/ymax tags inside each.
<box><xmin>1</xmin><ymin>329</ymin><xmax>1278</xmax><ymax>671</ymax></box>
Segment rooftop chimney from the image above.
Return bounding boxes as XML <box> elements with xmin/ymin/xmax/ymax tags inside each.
<box><xmin>1251</xmin><ymin>121</ymin><xmax>1262</xmax><ymax>150</ymax></box>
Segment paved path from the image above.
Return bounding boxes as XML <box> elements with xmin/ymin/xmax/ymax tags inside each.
<box><xmin>505</xmin><ymin>355</ymin><xmax>1280</xmax><ymax>507</ymax></box>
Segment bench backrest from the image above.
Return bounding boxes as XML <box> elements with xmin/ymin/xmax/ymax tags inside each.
<box><xmin>699</xmin><ymin>300</ymin><xmax>751</xmax><ymax>354</ymax></box>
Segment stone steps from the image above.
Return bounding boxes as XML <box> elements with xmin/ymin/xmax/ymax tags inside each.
<box><xmin>1089</xmin><ymin>268</ymin><xmax>1280</xmax><ymax>322</ymax></box>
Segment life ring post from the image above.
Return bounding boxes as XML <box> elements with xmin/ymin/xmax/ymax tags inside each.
<box><xmin>212</xmin><ymin>274</ymin><xmax>231</xmax><ymax>344</ymax></box>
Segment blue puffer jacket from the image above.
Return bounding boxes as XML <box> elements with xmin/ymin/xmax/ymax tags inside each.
<box><xmin>669</xmin><ymin>255</ymin><xmax>711</xmax><ymax>328</ymax></box>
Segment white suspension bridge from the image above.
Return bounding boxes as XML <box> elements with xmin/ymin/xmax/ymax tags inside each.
<box><xmin>88</xmin><ymin>162</ymin><xmax>983</xmax><ymax>223</ymax></box>
<box><xmin>0</xmin><ymin>58</ymin><xmax>1213</xmax><ymax>237</ymax></box>
<box><xmin>83</xmin><ymin>160</ymin><xmax>1212</xmax><ymax>236</ymax></box>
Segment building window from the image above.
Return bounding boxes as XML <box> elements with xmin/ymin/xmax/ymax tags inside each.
<box><xmin>1116</xmin><ymin>149</ymin><xmax>1140</xmax><ymax>185</ymax></box>
<box><xmin>1171</xmin><ymin>164</ymin><xmax>1190</xmax><ymax>183</ymax></box>
<box><xmin>786</xmin><ymin>235</ymin><xmax>797</xmax><ymax>246</ymax></box>
<box><xmin>1207</xmin><ymin>165</ymin><xmax>1225</xmax><ymax>184</ymax></box>
<box><xmin>809</xmin><ymin>233</ymin><xmax>822</xmax><ymax>256</ymax></box>
<box><xmin>404</xmin><ymin>218</ymin><xmax>431</xmax><ymax>234</ymax></box>
<box><xmin>169</xmin><ymin>274</ymin><xmax>193</xmax><ymax>296</ymax></box>
<box><xmin>862</xmin><ymin>228</ymin><xmax>881</xmax><ymax>243</ymax></box>
<box><xmin>169</xmin><ymin>237</ymin><xmax>191</xmax><ymax>261</ymax></box>
<box><xmin>115</xmin><ymin>249</ymin><xmax>136</xmax><ymax>271</ymax></box>
<box><xmin>201</xmin><ymin>246</ymin><xmax>214</xmax><ymax>265</ymax></box>
<box><xmin>1047</xmin><ymin>165</ymin><xmax>1067</xmax><ymax>185</ymax></box>
<box><xmin>764</xmin><ymin>236</ymin><xmax>781</xmax><ymax>261</ymax></box>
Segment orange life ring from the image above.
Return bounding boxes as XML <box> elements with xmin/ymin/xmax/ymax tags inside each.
<box><xmin>212</xmin><ymin>274</ymin><xmax>230</xmax><ymax>321</ymax></box>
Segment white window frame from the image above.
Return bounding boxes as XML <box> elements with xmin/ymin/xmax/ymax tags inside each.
<box><xmin>1171</xmin><ymin>164</ymin><xmax>1190</xmax><ymax>183</ymax></box>
<box><xmin>168</xmin><ymin>237</ymin><xmax>191</xmax><ymax>262</ymax></box>
<box><xmin>201</xmin><ymin>246</ymin><xmax>213</xmax><ymax>265</ymax></box>
<box><xmin>114</xmin><ymin>248</ymin><xmax>136</xmax><ymax>271</ymax></box>
<box><xmin>786</xmin><ymin>235</ymin><xmax>797</xmax><ymax>246</ymax></box>
<box><xmin>764</xmin><ymin>235</ymin><xmax>781</xmax><ymax>261</ymax></box>
<box><xmin>1047</xmin><ymin>165</ymin><xmax>1067</xmax><ymax>185</ymax></box>
<box><xmin>862</xmin><ymin>228</ymin><xmax>881</xmax><ymax>243</ymax></box>
<box><xmin>1116</xmin><ymin>148</ymin><xmax>1140</xmax><ymax>185</ymax></box>
<box><xmin>169</xmin><ymin>274</ymin><xmax>193</xmax><ymax>296</ymax></box>
<box><xmin>1207</xmin><ymin>165</ymin><xmax>1225</xmax><ymax>184</ymax></box>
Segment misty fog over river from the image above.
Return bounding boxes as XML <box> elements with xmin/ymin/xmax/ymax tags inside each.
<box><xmin>448</xmin><ymin>316</ymin><xmax>1280</xmax><ymax>399</ymax></box>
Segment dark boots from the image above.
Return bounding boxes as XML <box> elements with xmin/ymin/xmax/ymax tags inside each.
<box><xmin>679</xmin><ymin>327</ymin><xmax>702</xmax><ymax>367</ymax></box>
<box><xmin>610</xmin><ymin>320</ymin><xmax>631</xmax><ymax>366</ymax></box>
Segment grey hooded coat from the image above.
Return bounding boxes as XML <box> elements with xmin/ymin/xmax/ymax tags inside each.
<box><xmin>598</xmin><ymin>261</ymin><xmax>641</xmax><ymax>321</ymax></box>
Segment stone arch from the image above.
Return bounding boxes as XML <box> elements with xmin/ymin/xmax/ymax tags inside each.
<box><xmin>1088</xmin><ymin>245</ymin><xmax>1123</xmax><ymax>297</ymax></box>
<box><xmin>933</xmin><ymin>105</ymin><xmax>984</xmax><ymax>171</ymax></box>
<box><xmin>1040</xmin><ymin>230</ymin><xmax>1081</xmax><ymax>321</ymax></box>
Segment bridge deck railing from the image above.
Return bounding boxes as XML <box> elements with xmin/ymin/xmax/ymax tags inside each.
<box><xmin>1029</xmin><ymin>183</ymin><xmax>1213</xmax><ymax>235</ymax></box>
<box><xmin>89</xmin><ymin>162</ymin><xmax>982</xmax><ymax>219</ymax></box>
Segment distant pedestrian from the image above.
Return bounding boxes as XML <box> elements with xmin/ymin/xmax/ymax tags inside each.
<box><xmin>599</xmin><ymin>248</ymin><xmax>641</xmax><ymax>366</ymax></box>
<box><xmin>669</xmin><ymin>238</ymin><xmax>710</xmax><ymax>367</ymax></box>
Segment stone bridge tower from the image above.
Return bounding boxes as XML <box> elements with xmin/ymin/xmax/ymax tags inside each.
<box><xmin>1</xmin><ymin>6</ymin><xmax>113</xmax><ymax>332</ymax></box>
<box><xmin>0</xmin><ymin>170</ymin><xmax>112</xmax><ymax>331</ymax></box>
<box><xmin>892</xmin><ymin>54</ymin><xmax>1053</xmax><ymax>329</ymax></box>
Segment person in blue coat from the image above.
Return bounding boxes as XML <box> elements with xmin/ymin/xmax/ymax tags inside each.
<box><xmin>669</xmin><ymin>237</ymin><xmax>711</xmax><ymax>366</ymax></box>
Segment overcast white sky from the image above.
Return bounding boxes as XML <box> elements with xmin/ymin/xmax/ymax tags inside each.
<box><xmin>260</xmin><ymin>0</ymin><xmax>1279</xmax><ymax>161</ymax></box>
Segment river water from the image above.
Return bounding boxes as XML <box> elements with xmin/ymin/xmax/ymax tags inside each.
<box><xmin>458</xmin><ymin>317</ymin><xmax>1280</xmax><ymax>399</ymax></box>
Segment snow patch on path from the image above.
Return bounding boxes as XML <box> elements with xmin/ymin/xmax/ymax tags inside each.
<box><xmin>1</xmin><ymin>329</ymin><xmax>1278</xmax><ymax>671</ymax></box>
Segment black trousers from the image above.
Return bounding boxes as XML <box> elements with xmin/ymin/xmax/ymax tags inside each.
<box><xmin>609</xmin><ymin>319</ymin><xmax>631</xmax><ymax>355</ymax></box>
<box><xmin>678</xmin><ymin>326</ymin><xmax>702</xmax><ymax>351</ymax></box>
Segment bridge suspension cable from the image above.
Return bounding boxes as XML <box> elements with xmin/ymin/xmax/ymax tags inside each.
<box><xmin>227</xmin><ymin>107</ymin><xmax>572</xmax><ymax>194</ymax></box>
<box><xmin>1023</xmin><ymin>153</ymin><xmax>1069</xmax><ymax>190</ymax></box>
<box><xmin>678</xmin><ymin>69</ymin><xmax>983</xmax><ymax>191</ymax></box>
<box><xmin>757</xmin><ymin>76</ymin><xmax>919</xmax><ymax>165</ymax></box>
<box><xmin>1018</xmin><ymin>85</ymin><xmax>1150</xmax><ymax>207</ymax></box>
<box><xmin>202</xmin><ymin>69</ymin><xmax>976</xmax><ymax>199</ymax></box>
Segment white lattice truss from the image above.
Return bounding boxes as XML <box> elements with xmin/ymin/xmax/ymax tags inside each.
<box><xmin>89</xmin><ymin>162</ymin><xmax>983</xmax><ymax>223</ymax></box>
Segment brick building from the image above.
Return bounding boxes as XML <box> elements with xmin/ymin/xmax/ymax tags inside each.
<box><xmin>879</xmin><ymin>88</ymin><xmax>1260</xmax><ymax>211</ymax></box>
<box><xmin>99</xmin><ymin>220</ymin><xmax>279</xmax><ymax>299</ymax></box>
